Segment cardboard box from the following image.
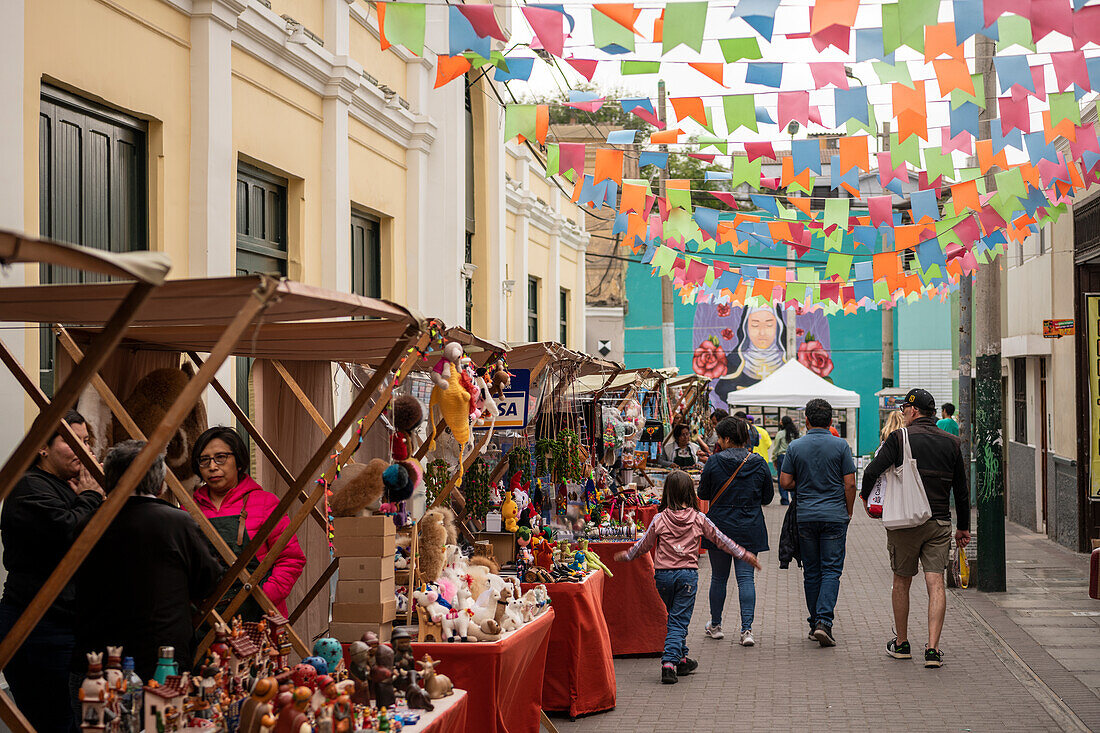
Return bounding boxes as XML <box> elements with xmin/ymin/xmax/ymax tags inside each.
<box><xmin>333</xmin><ymin>533</ymin><xmax>396</xmax><ymax>558</ymax></box>
<box><xmin>333</xmin><ymin>515</ymin><xmax>395</xmax><ymax>538</ymax></box>
<box><xmin>335</xmin><ymin>578</ymin><xmax>395</xmax><ymax>605</ymax></box>
<box><xmin>475</xmin><ymin>531</ymin><xmax>515</xmax><ymax>565</ymax></box>
<box><xmin>331</xmin><ymin>599</ymin><xmax>397</xmax><ymax>624</ymax></box>
<box><xmin>339</xmin><ymin>556</ymin><xmax>395</xmax><ymax>581</ymax></box>
<box><xmin>328</xmin><ymin>621</ymin><xmax>391</xmax><ymax>643</ymax></box>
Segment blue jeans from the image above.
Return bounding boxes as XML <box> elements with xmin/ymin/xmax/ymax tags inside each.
<box><xmin>654</xmin><ymin>568</ymin><xmax>698</xmax><ymax>665</ymax></box>
<box><xmin>797</xmin><ymin>521</ymin><xmax>848</xmax><ymax>631</ymax></box>
<box><xmin>0</xmin><ymin>602</ymin><xmax>79</xmax><ymax>733</ymax></box>
<box><xmin>708</xmin><ymin>551</ymin><xmax>756</xmax><ymax>632</ymax></box>
<box><xmin>774</xmin><ymin>459</ymin><xmax>789</xmax><ymax>502</ymax></box>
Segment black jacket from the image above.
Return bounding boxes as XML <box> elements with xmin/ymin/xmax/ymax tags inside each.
<box><xmin>0</xmin><ymin>467</ymin><xmax>103</xmax><ymax>621</ymax></box>
<box><xmin>73</xmin><ymin>495</ymin><xmax>223</xmax><ymax>681</ymax></box>
<box><xmin>860</xmin><ymin>417</ymin><xmax>970</xmax><ymax>532</ymax></box>
<box><xmin>778</xmin><ymin>497</ymin><xmax>800</xmax><ymax>569</ymax></box>
<box><xmin>698</xmin><ymin>447</ymin><xmax>773</xmax><ymax>553</ymax></box>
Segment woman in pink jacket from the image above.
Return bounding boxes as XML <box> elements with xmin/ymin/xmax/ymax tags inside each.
<box><xmin>191</xmin><ymin>427</ymin><xmax>306</xmax><ymax>619</ymax></box>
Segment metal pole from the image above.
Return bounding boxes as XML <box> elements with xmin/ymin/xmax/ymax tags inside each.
<box><xmin>959</xmin><ymin>274</ymin><xmax>973</xmax><ymax>496</ymax></box>
<box><xmin>658</xmin><ymin>80</ymin><xmax>675</xmax><ymax>369</ymax></box>
<box><xmin>975</xmin><ymin>33</ymin><xmax>1006</xmax><ymax>592</ymax></box>
<box><xmin>881</xmin><ymin>121</ymin><xmax>894</xmax><ymax>389</ymax></box>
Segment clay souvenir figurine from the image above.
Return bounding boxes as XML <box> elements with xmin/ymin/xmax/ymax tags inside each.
<box><xmin>346</xmin><ymin>641</ymin><xmax>373</xmax><ymax>706</ymax></box>
<box><xmin>314</xmin><ymin>704</ymin><xmax>334</xmax><ymax>733</ymax></box>
<box><xmin>404</xmin><ymin>678</ymin><xmax>435</xmax><ymax>712</ymax></box>
<box><xmin>427</xmin><ymin>341</ymin><xmax>474</xmax><ymax>485</ymax></box>
<box><xmin>290</xmin><ymin>663</ymin><xmax>317</xmax><ymax>691</ymax></box>
<box><xmin>238</xmin><ymin>678</ymin><xmax>277</xmax><ymax>733</ymax></box>
<box><xmin>331</xmin><ymin>695</ymin><xmax>354</xmax><ymax>733</ymax></box>
<box><xmin>312</xmin><ymin>638</ymin><xmax>344</xmax><ymax>677</ymax></box>
<box><xmin>370</xmin><ymin>644</ymin><xmax>396</xmax><ymax>710</ymax></box>
<box><xmin>390</xmin><ymin>629</ymin><xmax>416</xmax><ymax>680</ymax></box>
<box><xmin>80</xmin><ymin>652</ymin><xmax>109</xmax><ymax>731</ymax></box>
<box><xmin>270</xmin><ymin>687</ymin><xmax>311</xmax><ymax>733</ymax></box>
<box><xmin>415</xmin><ymin>655</ymin><xmax>454</xmax><ymax>699</ymax></box>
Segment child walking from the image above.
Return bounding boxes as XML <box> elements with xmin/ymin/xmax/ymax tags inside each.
<box><xmin>616</xmin><ymin>471</ymin><xmax>762</xmax><ymax>684</ymax></box>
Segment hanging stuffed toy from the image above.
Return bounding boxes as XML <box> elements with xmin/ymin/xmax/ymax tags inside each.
<box><xmin>471</xmin><ymin>367</ymin><xmax>498</xmax><ymax>451</ymax></box>
<box><xmin>428</xmin><ymin>342</ymin><xmax>473</xmax><ymax>486</ymax></box>
<box><xmin>391</xmin><ymin>394</ymin><xmax>423</xmax><ymax>461</ymax></box>
<box><xmin>329</xmin><ymin>458</ymin><xmax>387</xmax><ymax>517</ymax></box>
<box><xmin>486</xmin><ymin>359</ymin><xmax>513</xmax><ymax>400</ymax></box>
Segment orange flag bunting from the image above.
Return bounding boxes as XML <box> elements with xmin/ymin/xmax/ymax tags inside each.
<box><xmin>1042</xmin><ymin>110</ymin><xmax>1078</xmax><ymax>144</ymax></box>
<box><xmin>897</xmin><ymin>110</ymin><xmax>928</xmax><ymax>142</ymax></box>
<box><xmin>594</xmin><ymin>149</ymin><xmax>624</xmax><ymax>185</ymax></box>
<box><xmin>752</xmin><ymin>278</ymin><xmax>776</xmax><ymax>299</ymax></box>
<box><xmin>787</xmin><ymin>197</ymin><xmax>814</xmax><ymax>218</ymax></box>
<box><xmin>892</xmin><ymin>81</ymin><xmax>926</xmax><ymax>116</ymax></box>
<box><xmin>652</xmin><ymin>9</ymin><xmax>663</xmax><ymax>43</ymax></box>
<box><xmin>933</xmin><ymin>58</ymin><xmax>974</xmax><ymax>95</ymax></box>
<box><xmin>811</xmin><ymin>0</ymin><xmax>859</xmax><ymax>35</ymax></box>
<box><xmin>781</xmin><ymin>158</ymin><xmax>812</xmax><ymax>190</ymax></box>
<box><xmin>435</xmin><ymin>55</ymin><xmax>471</xmax><ymax>89</ymax></box>
<box><xmin>950</xmin><ymin>180</ymin><xmax>979</xmax><ymax>215</ymax></box>
<box><xmin>650</xmin><ymin>128</ymin><xmax>682</xmax><ymax>144</ymax></box>
<box><xmin>873</xmin><ymin>252</ymin><xmax>899</xmax><ymax>280</ymax></box>
<box><xmin>670</xmin><ymin>97</ymin><xmax>708</xmax><ymax>126</ymax></box>
<box><xmin>621</xmin><ymin>182</ymin><xmax>647</xmax><ymax>214</ymax></box>
<box><xmin>688</xmin><ymin>63</ymin><xmax>726</xmax><ymax>87</ymax></box>
<box><xmin>975</xmin><ymin>139</ymin><xmax>1007</xmax><ymax>174</ymax></box>
<box><xmin>838</xmin><ymin>135</ymin><xmax>870</xmax><ymax>172</ymax></box>
<box><xmin>594</xmin><ymin>3</ymin><xmax>642</xmax><ymax>32</ymax></box>
<box><xmin>924</xmin><ymin>23</ymin><xmax>964</xmax><ymax>62</ymax></box>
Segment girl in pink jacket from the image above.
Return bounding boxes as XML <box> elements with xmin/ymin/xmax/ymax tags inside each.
<box><xmin>192</xmin><ymin>427</ymin><xmax>306</xmax><ymax>618</ymax></box>
<box><xmin>616</xmin><ymin>471</ymin><xmax>761</xmax><ymax>684</ymax></box>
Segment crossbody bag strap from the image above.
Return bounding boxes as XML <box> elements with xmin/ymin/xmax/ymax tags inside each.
<box><xmin>709</xmin><ymin>453</ymin><xmax>752</xmax><ymax>507</ymax></box>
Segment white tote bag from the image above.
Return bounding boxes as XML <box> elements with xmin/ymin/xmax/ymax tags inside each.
<box><xmin>881</xmin><ymin>428</ymin><xmax>933</xmax><ymax>530</ymax></box>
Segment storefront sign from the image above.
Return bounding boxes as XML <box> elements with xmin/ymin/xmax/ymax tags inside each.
<box><xmin>1043</xmin><ymin>318</ymin><xmax>1075</xmax><ymax>338</ymax></box>
<box><xmin>477</xmin><ymin>368</ymin><xmax>530</xmax><ymax>430</ymax></box>
<box><xmin>1088</xmin><ymin>296</ymin><xmax>1100</xmax><ymax>501</ymax></box>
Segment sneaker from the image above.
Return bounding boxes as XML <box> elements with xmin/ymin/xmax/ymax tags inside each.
<box><xmin>661</xmin><ymin>664</ymin><xmax>678</xmax><ymax>684</ymax></box>
<box><xmin>924</xmin><ymin>647</ymin><xmax>944</xmax><ymax>668</ymax></box>
<box><xmin>807</xmin><ymin>627</ymin><xmax>817</xmax><ymax>641</ymax></box>
<box><xmin>740</xmin><ymin>630</ymin><xmax>755</xmax><ymax>647</ymax></box>
<box><xmin>813</xmin><ymin>622</ymin><xmax>836</xmax><ymax>647</ymax></box>
<box><xmin>676</xmin><ymin>657</ymin><xmax>698</xmax><ymax>676</ymax></box>
<box><xmin>704</xmin><ymin>623</ymin><xmax>724</xmax><ymax>640</ymax></box>
<box><xmin>887</xmin><ymin>638</ymin><xmax>912</xmax><ymax>659</ymax></box>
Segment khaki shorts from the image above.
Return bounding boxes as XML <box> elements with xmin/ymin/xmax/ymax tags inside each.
<box><xmin>886</xmin><ymin>519</ymin><xmax>953</xmax><ymax>577</ymax></box>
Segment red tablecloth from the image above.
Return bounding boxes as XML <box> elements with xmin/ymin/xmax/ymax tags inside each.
<box><xmin>589</xmin><ymin>541</ymin><xmax>666</xmax><ymax>656</ymax></box>
<box><xmin>411</xmin><ymin>607</ymin><xmax>554</xmax><ymax>733</ymax></box>
<box><xmin>411</xmin><ymin>688</ymin><xmax>468</xmax><ymax>733</ymax></box>
<box><xmin>522</xmin><ymin>571</ymin><xmax>616</xmax><ymax>717</ymax></box>
<box><xmin>631</xmin><ymin>504</ymin><xmax>658</xmax><ymax>527</ymax></box>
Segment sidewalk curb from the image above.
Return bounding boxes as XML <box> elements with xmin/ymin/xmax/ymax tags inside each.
<box><xmin>952</xmin><ymin>587</ymin><xmax>1095</xmax><ymax>732</ymax></box>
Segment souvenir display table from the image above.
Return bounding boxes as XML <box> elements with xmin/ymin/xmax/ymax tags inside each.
<box><xmin>632</xmin><ymin>503</ymin><xmax>659</xmax><ymax>528</ymax></box>
<box><xmin>589</xmin><ymin>540</ymin><xmax>666</xmax><ymax>656</ymax></box>
<box><xmin>411</xmin><ymin>607</ymin><xmax>555</xmax><ymax>733</ymax></box>
<box><xmin>521</xmin><ymin>571</ymin><xmax>616</xmax><ymax>718</ymax></box>
<box><xmin>406</xmin><ymin>689</ymin><xmax>468</xmax><ymax>733</ymax></box>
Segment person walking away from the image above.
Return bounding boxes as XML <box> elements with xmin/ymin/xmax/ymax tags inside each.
<box><xmin>746</xmin><ymin>415</ymin><xmax>772</xmax><ymax>461</ymax></box>
<box><xmin>704</xmin><ymin>409</ymin><xmax>728</xmax><ymax>454</ymax></box>
<box><xmin>191</xmin><ymin>427</ymin><xmax>306</xmax><ymax>619</ymax></box>
<box><xmin>697</xmin><ymin>418</ymin><xmax>773</xmax><ymax>646</ymax></box>
<box><xmin>732</xmin><ymin>412</ymin><xmax>759</xmax><ymax>451</ymax></box>
<box><xmin>860</xmin><ymin>389</ymin><xmax>970</xmax><ymax>668</ymax></box>
<box><xmin>0</xmin><ymin>409</ymin><xmax>103</xmax><ymax>733</ymax></box>
<box><xmin>74</xmin><ymin>441</ymin><xmax>224</xmax><ymax>682</ymax></box>
<box><xmin>937</xmin><ymin>402</ymin><xmax>959</xmax><ymax>436</ymax></box>
<box><xmin>615</xmin><ymin>471</ymin><xmax>761</xmax><ymax>684</ymax></box>
<box><xmin>779</xmin><ymin>399</ymin><xmax>856</xmax><ymax>647</ymax></box>
<box><xmin>771</xmin><ymin>417</ymin><xmax>799</xmax><ymax>505</ymax></box>
<box><xmin>658</xmin><ymin>424</ymin><xmax>702</xmax><ymax>469</ymax></box>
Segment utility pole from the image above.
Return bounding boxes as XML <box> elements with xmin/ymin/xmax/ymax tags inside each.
<box><xmin>959</xmin><ymin>273</ymin><xmax>973</xmax><ymax>497</ymax></box>
<box><xmin>658</xmin><ymin>80</ymin><xmax>675</xmax><ymax>369</ymax></box>
<box><xmin>881</xmin><ymin>121</ymin><xmax>895</xmax><ymax>388</ymax></box>
<box><xmin>975</xmin><ymin>33</ymin><xmax>1006</xmax><ymax>592</ymax></box>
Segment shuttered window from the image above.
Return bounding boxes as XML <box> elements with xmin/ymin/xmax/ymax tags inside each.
<box><xmin>350</xmin><ymin>210</ymin><xmax>382</xmax><ymax>299</ymax></box>
<box><xmin>236</xmin><ymin>163</ymin><xmax>287</xmax><ymax>276</ymax></box>
<box><xmin>38</xmin><ymin>86</ymin><xmax>148</xmax><ymax>393</ymax></box>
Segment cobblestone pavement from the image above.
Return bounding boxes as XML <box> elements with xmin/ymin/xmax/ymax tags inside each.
<box><xmin>551</xmin><ymin>504</ymin><xmax>1100</xmax><ymax>733</ymax></box>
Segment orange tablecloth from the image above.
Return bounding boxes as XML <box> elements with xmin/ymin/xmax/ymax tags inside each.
<box><xmin>412</xmin><ymin>608</ymin><xmax>555</xmax><ymax>733</ymax></box>
<box><xmin>522</xmin><ymin>571</ymin><xmax>616</xmax><ymax>717</ymax></box>
<box><xmin>589</xmin><ymin>540</ymin><xmax>666</xmax><ymax>656</ymax></box>
<box><xmin>411</xmin><ymin>688</ymin><xmax>468</xmax><ymax>733</ymax></box>
<box><xmin>632</xmin><ymin>504</ymin><xmax>658</xmax><ymax>527</ymax></box>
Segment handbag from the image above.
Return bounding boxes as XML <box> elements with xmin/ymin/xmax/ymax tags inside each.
<box><xmin>641</xmin><ymin>418</ymin><xmax>665</xmax><ymax>443</ymax></box>
<box><xmin>866</xmin><ymin>445</ymin><xmax>887</xmax><ymax>518</ymax></box>
<box><xmin>881</xmin><ymin>428</ymin><xmax>933</xmax><ymax>530</ymax></box>
<box><xmin>947</xmin><ymin>546</ymin><xmax>970</xmax><ymax>589</ymax></box>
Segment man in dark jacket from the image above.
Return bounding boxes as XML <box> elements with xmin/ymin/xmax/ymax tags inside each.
<box><xmin>861</xmin><ymin>388</ymin><xmax>971</xmax><ymax>669</ymax></box>
<box><xmin>74</xmin><ymin>440</ymin><xmax>224</xmax><ymax>682</ymax></box>
<box><xmin>0</xmin><ymin>409</ymin><xmax>103</xmax><ymax>733</ymax></box>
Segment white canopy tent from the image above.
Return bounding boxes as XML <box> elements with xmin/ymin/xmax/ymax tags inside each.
<box><xmin>724</xmin><ymin>359</ymin><xmax>862</xmax><ymax>453</ymax></box>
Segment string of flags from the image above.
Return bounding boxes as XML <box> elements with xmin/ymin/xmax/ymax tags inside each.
<box><xmin>372</xmin><ymin>0</ymin><xmax>1100</xmax><ymax>312</ymax></box>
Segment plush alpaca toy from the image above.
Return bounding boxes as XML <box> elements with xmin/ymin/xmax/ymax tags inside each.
<box><xmin>417</xmin><ymin>508</ymin><xmax>449</xmax><ymax>584</ymax></box>
<box><xmin>328</xmin><ymin>459</ymin><xmax>387</xmax><ymax>517</ymax></box>
<box><xmin>112</xmin><ymin>366</ymin><xmax>208</xmax><ymax>484</ymax></box>
<box><xmin>486</xmin><ymin>360</ymin><xmax>513</xmax><ymax>400</ymax></box>
<box><xmin>427</xmin><ymin>342</ymin><xmax>473</xmax><ymax>486</ymax></box>
<box><xmin>391</xmin><ymin>395</ymin><xmax>423</xmax><ymax>461</ymax></box>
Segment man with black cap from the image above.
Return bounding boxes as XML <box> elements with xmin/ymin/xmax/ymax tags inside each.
<box><xmin>860</xmin><ymin>388</ymin><xmax>970</xmax><ymax>669</ymax></box>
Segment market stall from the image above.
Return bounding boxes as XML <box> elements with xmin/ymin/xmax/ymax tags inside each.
<box><xmin>521</xmin><ymin>571</ymin><xmax>616</xmax><ymax>718</ymax></box>
<box><xmin>411</xmin><ymin>607</ymin><xmax>555</xmax><ymax>733</ymax></box>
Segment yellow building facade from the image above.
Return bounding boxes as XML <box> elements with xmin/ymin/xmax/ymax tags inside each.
<box><xmin>0</xmin><ymin>0</ymin><xmax>588</xmax><ymax>440</ymax></box>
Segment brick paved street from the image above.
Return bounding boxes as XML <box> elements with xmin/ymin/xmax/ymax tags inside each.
<box><xmin>552</xmin><ymin>504</ymin><xmax>1100</xmax><ymax>733</ymax></box>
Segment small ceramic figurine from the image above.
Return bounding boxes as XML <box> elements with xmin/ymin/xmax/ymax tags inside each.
<box><xmin>404</xmin><ymin>679</ymin><xmax>435</xmax><ymax>712</ymax></box>
<box><xmin>79</xmin><ymin>652</ymin><xmax>109</xmax><ymax>731</ymax></box>
<box><xmin>271</xmin><ymin>687</ymin><xmax>311</xmax><ymax>733</ymax></box>
<box><xmin>238</xmin><ymin>677</ymin><xmax>277</xmax><ymax>733</ymax></box>
<box><xmin>371</xmin><ymin>644</ymin><xmax>396</xmax><ymax>710</ymax></box>
<box><xmin>312</xmin><ymin>638</ymin><xmax>344</xmax><ymax>677</ymax></box>
<box><xmin>331</xmin><ymin>695</ymin><xmax>354</xmax><ymax>733</ymax></box>
<box><xmin>415</xmin><ymin>655</ymin><xmax>454</xmax><ymax>699</ymax></box>
<box><xmin>391</xmin><ymin>629</ymin><xmax>416</xmax><ymax>680</ymax></box>
<box><xmin>346</xmin><ymin>641</ymin><xmax>373</xmax><ymax>706</ymax></box>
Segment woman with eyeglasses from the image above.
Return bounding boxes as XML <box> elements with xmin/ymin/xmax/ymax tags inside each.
<box><xmin>191</xmin><ymin>427</ymin><xmax>305</xmax><ymax>620</ymax></box>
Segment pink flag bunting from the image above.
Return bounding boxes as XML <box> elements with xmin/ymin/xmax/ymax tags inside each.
<box><xmin>1051</xmin><ymin>51</ymin><xmax>1090</xmax><ymax>92</ymax></box>
<box><xmin>565</xmin><ymin>57</ymin><xmax>599</xmax><ymax>81</ymax></box>
<box><xmin>777</xmin><ymin>91</ymin><xmax>810</xmax><ymax>130</ymax></box>
<box><xmin>1029</xmin><ymin>0</ymin><xmax>1073</xmax><ymax>41</ymax></box>
<box><xmin>998</xmin><ymin>96</ymin><xmax>1031</xmax><ymax>134</ymax></box>
<box><xmin>744</xmin><ymin>142</ymin><xmax>776</xmax><ymax>161</ymax></box>
<box><xmin>876</xmin><ymin>152</ymin><xmax>908</xmax><ymax>187</ymax></box>
<box><xmin>457</xmin><ymin>5</ymin><xmax>508</xmax><ymax>41</ymax></box>
<box><xmin>559</xmin><ymin>143</ymin><xmax>586</xmax><ymax>177</ymax></box>
<box><xmin>810</xmin><ymin>62</ymin><xmax>850</xmax><ymax>90</ymax></box>
<box><xmin>868</xmin><ymin>196</ymin><xmax>893</xmax><ymax>227</ymax></box>
<box><xmin>522</xmin><ymin>7</ymin><xmax>565</xmax><ymax>57</ymax></box>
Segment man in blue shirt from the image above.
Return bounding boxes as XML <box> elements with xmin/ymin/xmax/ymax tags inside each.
<box><xmin>779</xmin><ymin>398</ymin><xmax>857</xmax><ymax>647</ymax></box>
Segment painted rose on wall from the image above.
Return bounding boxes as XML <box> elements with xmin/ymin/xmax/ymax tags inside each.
<box><xmin>692</xmin><ymin>337</ymin><xmax>727</xmax><ymax>379</ymax></box>
<box><xmin>797</xmin><ymin>333</ymin><xmax>834</xmax><ymax>378</ymax></box>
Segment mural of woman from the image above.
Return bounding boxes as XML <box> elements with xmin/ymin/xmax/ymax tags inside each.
<box><xmin>713</xmin><ymin>304</ymin><xmax>788</xmax><ymax>405</ymax></box>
